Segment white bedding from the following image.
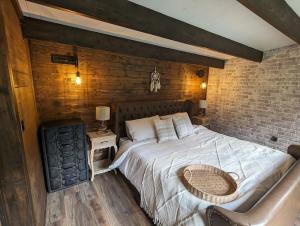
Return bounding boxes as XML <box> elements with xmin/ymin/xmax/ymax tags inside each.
<box><xmin>110</xmin><ymin>126</ymin><xmax>295</xmax><ymax>226</ymax></box>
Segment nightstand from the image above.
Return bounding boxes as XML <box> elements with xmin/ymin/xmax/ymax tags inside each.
<box><xmin>192</xmin><ymin>115</ymin><xmax>210</xmax><ymax>128</ymax></box>
<box><xmin>87</xmin><ymin>130</ymin><xmax>118</xmax><ymax>181</ymax></box>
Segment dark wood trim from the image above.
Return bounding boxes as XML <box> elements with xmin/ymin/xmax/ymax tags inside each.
<box><xmin>0</xmin><ymin>2</ymin><xmax>35</xmax><ymax>225</ymax></box>
<box><xmin>11</xmin><ymin>0</ymin><xmax>23</xmax><ymax>20</ymax></box>
<box><xmin>22</xmin><ymin>17</ymin><xmax>225</xmax><ymax>68</ymax></box>
<box><xmin>237</xmin><ymin>0</ymin><xmax>300</xmax><ymax>44</ymax></box>
<box><xmin>27</xmin><ymin>0</ymin><xmax>263</xmax><ymax>62</ymax></box>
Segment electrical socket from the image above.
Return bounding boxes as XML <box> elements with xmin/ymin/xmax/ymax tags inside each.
<box><xmin>271</xmin><ymin>136</ymin><xmax>278</xmax><ymax>142</ymax></box>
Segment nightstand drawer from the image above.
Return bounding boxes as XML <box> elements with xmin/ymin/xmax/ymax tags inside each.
<box><xmin>93</xmin><ymin>139</ymin><xmax>116</xmax><ymax>149</ymax></box>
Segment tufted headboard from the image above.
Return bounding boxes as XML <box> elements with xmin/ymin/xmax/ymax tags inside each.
<box><xmin>111</xmin><ymin>100</ymin><xmax>193</xmax><ymax>141</ymax></box>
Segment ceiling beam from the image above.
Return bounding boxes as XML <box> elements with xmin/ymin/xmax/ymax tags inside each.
<box><xmin>22</xmin><ymin>17</ymin><xmax>225</xmax><ymax>68</ymax></box>
<box><xmin>27</xmin><ymin>0</ymin><xmax>263</xmax><ymax>62</ymax></box>
<box><xmin>237</xmin><ymin>0</ymin><xmax>300</xmax><ymax>44</ymax></box>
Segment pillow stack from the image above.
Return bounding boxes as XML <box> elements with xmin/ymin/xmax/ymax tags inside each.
<box><xmin>125</xmin><ymin>115</ymin><xmax>159</xmax><ymax>141</ymax></box>
<box><xmin>125</xmin><ymin>112</ymin><xmax>194</xmax><ymax>143</ymax></box>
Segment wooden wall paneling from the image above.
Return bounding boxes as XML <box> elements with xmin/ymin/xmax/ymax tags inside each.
<box><xmin>23</xmin><ymin>40</ymin><xmax>46</xmax><ymax>226</ymax></box>
<box><xmin>29</xmin><ymin>40</ymin><xmax>208</xmax><ymax>130</ymax></box>
<box><xmin>0</xmin><ymin>0</ymin><xmax>46</xmax><ymax>225</ymax></box>
<box><xmin>22</xmin><ymin>17</ymin><xmax>225</xmax><ymax>68</ymax></box>
<box><xmin>28</xmin><ymin>0</ymin><xmax>263</xmax><ymax>62</ymax></box>
<box><xmin>14</xmin><ymin>83</ymin><xmax>46</xmax><ymax>226</ymax></box>
<box><xmin>0</xmin><ymin>185</ymin><xmax>7</xmax><ymax>226</ymax></box>
<box><xmin>0</xmin><ymin>4</ymin><xmax>34</xmax><ymax>226</ymax></box>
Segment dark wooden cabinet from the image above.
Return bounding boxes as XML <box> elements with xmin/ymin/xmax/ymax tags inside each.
<box><xmin>40</xmin><ymin>118</ymin><xmax>89</xmax><ymax>192</ymax></box>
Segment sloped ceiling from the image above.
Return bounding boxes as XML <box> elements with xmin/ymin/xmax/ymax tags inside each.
<box><xmin>130</xmin><ymin>0</ymin><xmax>295</xmax><ymax>51</ymax></box>
<box><xmin>18</xmin><ymin>0</ymin><xmax>234</xmax><ymax>60</ymax></box>
<box><xmin>18</xmin><ymin>0</ymin><xmax>298</xmax><ymax>60</ymax></box>
<box><xmin>286</xmin><ymin>0</ymin><xmax>300</xmax><ymax>17</ymax></box>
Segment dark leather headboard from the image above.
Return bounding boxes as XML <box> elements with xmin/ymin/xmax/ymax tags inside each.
<box><xmin>112</xmin><ymin>100</ymin><xmax>193</xmax><ymax>140</ymax></box>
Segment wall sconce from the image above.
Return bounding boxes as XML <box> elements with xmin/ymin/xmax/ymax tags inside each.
<box><xmin>75</xmin><ymin>56</ymin><xmax>81</xmax><ymax>85</ymax></box>
<box><xmin>75</xmin><ymin>71</ymin><xmax>81</xmax><ymax>85</ymax></box>
<box><xmin>196</xmin><ymin>69</ymin><xmax>205</xmax><ymax>77</ymax></box>
<box><xmin>51</xmin><ymin>47</ymin><xmax>81</xmax><ymax>85</ymax></box>
<box><xmin>201</xmin><ymin>81</ymin><xmax>207</xmax><ymax>89</ymax></box>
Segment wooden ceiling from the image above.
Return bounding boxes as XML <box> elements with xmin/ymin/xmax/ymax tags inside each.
<box><xmin>18</xmin><ymin>0</ymin><xmax>300</xmax><ymax>67</ymax></box>
<box><xmin>22</xmin><ymin>17</ymin><xmax>225</xmax><ymax>68</ymax></box>
<box><xmin>26</xmin><ymin>0</ymin><xmax>264</xmax><ymax>62</ymax></box>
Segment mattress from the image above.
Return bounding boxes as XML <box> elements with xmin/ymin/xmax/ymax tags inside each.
<box><xmin>110</xmin><ymin>126</ymin><xmax>295</xmax><ymax>226</ymax></box>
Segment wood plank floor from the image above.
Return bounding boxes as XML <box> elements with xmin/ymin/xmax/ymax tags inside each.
<box><xmin>295</xmin><ymin>215</ymin><xmax>300</xmax><ymax>226</ymax></box>
<box><xmin>45</xmin><ymin>172</ymin><xmax>153</xmax><ymax>226</ymax></box>
<box><xmin>45</xmin><ymin>171</ymin><xmax>300</xmax><ymax>226</ymax></box>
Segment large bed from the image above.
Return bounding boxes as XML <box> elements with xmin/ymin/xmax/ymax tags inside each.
<box><xmin>110</xmin><ymin>100</ymin><xmax>300</xmax><ymax>226</ymax></box>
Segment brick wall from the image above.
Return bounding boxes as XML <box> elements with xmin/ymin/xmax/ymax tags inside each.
<box><xmin>29</xmin><ymin>40</ymin><xmax>207</xmax><ymax>129</ymax></box>
<box><xmin>207</xmin><ymin>44</ymin><xmax>300</xmax><ymax>151</ymax></box>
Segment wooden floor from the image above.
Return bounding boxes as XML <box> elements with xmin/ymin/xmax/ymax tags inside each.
<box><xmin>296</xmin><ymin>215</ymin><xmax>300</xmax><ymax>226</ymax></box>
<box><xmin>45</xmin><ymin>172</ymin><xmax>153</xmax><ymax>226</ymax></box>
<box><xmin>46</xmin><ymin>172</ymin><xmax>300</xmax><ymax>226</ymax></box>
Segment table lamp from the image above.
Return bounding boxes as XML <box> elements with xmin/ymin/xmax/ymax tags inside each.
<box><xmin>199</xmin><ymin>100</ymin><xmax>207</xmax><ymax>116</ymax></box>
<box><xmin>96</xmin><ymin>106</ymin><xmax>110</xmax><ymax>131</ymax></box>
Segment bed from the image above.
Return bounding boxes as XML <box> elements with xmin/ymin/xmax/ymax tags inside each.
<box><xmin>110</xmin><ymin>100</ymin><xmax>300</xmax><ymax>226</ymax></box>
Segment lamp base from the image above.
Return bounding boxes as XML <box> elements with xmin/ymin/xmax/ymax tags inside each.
<box><xmin>98</xmin><ymin>121</ymin><xmax>108</xmax><ymax>132</ymax></box>
<box><xmin>200</xmin><ymin>108</ymin><xmax>206</xmax><ymax>116</ymax></box>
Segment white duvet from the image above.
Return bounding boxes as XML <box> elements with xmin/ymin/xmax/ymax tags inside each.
<box><xmin>110</xmin><ymin>126</ymin><xmax>295</xmax><ymax>226</ymax></box>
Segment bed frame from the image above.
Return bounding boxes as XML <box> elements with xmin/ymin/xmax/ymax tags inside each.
<box><xmin>112</xmin><ymin>99</ymin><xmax>193</xmax><ymax>141</ymax></box>
<box><xmin>111</xmin><ymin>100</ymin><xmax>300</xmax><ymax>226</ymax></box>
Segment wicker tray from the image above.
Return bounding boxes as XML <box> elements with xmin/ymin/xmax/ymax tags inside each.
<box><xmin>182</xmin><ymin>164</ymin><xmax>239</xmax><ymax>204</ymax></box>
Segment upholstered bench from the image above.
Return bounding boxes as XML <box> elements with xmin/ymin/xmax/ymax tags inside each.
<box><xmin>206</xmin><ymin>145</ymin><xmax>300</xmax><ymax>226</ymax></box>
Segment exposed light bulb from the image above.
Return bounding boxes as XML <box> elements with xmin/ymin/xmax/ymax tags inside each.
<box><xmin>201</xmin><ymin>82</ymin><xmax>207</xmax><ymax>89</ymax></box>
<box><xmin>75</xmin><ymin>71</ymin><xmax>81</xmax><ymax>85</ymax></box>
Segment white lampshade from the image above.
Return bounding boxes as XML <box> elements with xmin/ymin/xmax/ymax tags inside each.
<box><xmin>199</xmin><ymin>100</ymin><xmax>207</xmax><ymax>109</ymax></box>
<box><xmin>96</xmin><ymin>106</ymin><xmax>110</xmax><ymax>121</ymax></box>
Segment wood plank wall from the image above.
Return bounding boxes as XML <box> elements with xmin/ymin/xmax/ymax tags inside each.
<box><xmin>29</xmin><ymin>40</ymin><xmax>208</xmax><ymax>129</ymax></box>
<box><xmin>0</xmin><ymin>0</ymin><xmax>46</xmax><ymax>225</ymax></box>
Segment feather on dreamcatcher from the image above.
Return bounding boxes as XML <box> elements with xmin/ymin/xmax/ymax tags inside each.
<box><xmin>150</xmin><ymin>66</ymin><xmax>161</xmax><ymax>93</ymax></box>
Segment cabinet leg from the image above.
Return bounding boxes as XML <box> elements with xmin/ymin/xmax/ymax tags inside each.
<box><xmin>113</xmin><ymin>145</ymin><xmax>118</xmax><ymax>157</ymax></box>
<box><xmin>108</xmin><ymin>147</ymin><xmax>111</xmax><ymax>161</ymax></box>
<box><xmin>90</xmin><ymin>149</ymin><xmax>95</xmax><ymax>182</ymax></box>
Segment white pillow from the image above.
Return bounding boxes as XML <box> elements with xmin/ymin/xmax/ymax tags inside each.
<box><xmin>153</xmin><ymin>118</ymin><xmax>178</xmax><ymax>143</ymax></box>
<box><xmin>125</xmin><ymin>115</ymin><xmax>159</xmax><ymax>141</ymax></box>
<box><xmin>160</xmin><ymin>112</ymin><xmax>186</xmax><ymax>120</ymax></box>
<box><xmin>173</xmin><ymin>113</ymin><xmax>194</xmax><ymax>139</ymax></box>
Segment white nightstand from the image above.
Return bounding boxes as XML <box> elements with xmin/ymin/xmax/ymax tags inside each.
<box><xmin>87</xmin><ymin>130</ymin><xmax>118</xmax><ymax>181</ymax></box>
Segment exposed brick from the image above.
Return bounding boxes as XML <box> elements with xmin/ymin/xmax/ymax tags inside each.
<box><xmin>207</xmin><ymin>44</ymin><xmax>300</xmax><ymax>152</ymax></box>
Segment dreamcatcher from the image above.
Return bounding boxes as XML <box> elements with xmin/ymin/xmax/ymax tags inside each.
<box><xmin>150</xmin><ymin>66</ymin><xmax>161</xmax><ymax>93</ymax></box>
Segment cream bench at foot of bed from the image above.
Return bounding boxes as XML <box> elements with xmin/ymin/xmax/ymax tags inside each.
<box><xmin>206</xmin><ymin>145</ymin><xmax>300</xmax><ymax>226</ymax></box>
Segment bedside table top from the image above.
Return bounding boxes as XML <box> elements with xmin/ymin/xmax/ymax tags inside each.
<box><xmin>192</xmin><ymin>115</ymin><xmax>210</xmax><ymax>128</ymax></box>
<box><xmin>87</xmin><ymin>130</ymin><xmax>116</xmax><ymax>140</ymax></box>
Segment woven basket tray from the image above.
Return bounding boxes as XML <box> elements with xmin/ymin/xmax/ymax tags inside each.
<box><xmin>182</xmin><ymin>164</ymin><xmax>239</xmax><ymax>204</ymax></box>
